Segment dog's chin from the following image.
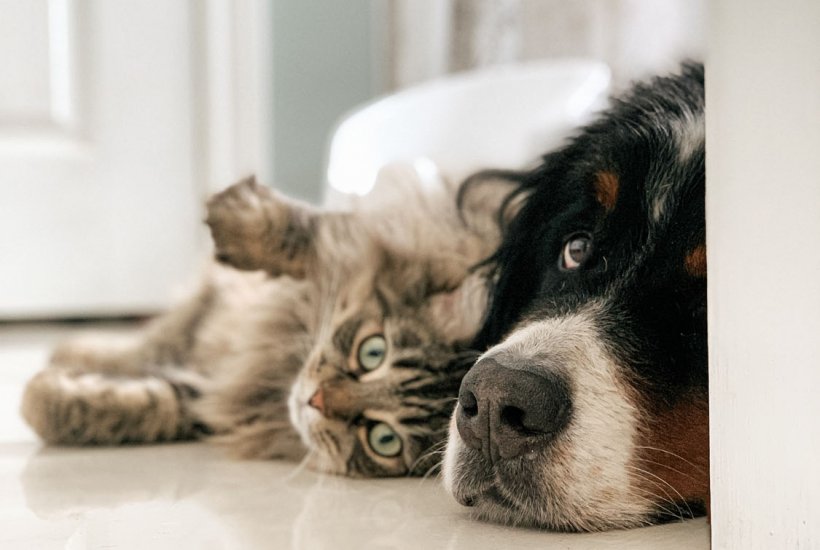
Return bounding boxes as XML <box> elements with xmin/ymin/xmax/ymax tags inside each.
<box><xmin>443</xmin><ymin>414</ymin><xmax>659</xmax><ymax>532</ymax></box>
<box><xmin>466</xmin><ymin>493</ymin><xmax>699</xmax><ymax>532</ymax></box>
<box><xmin>468</xmin><ymin>491</ymin><xmax>544</xmax><ymax>529</ymax></box>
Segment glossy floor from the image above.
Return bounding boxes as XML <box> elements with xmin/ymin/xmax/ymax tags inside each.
<box><xmin>0</xmin><ymin>323</ymin><xmax>710</xmax><ymax>550</ymax></box>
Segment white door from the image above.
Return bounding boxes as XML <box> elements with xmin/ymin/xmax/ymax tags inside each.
<box><xmin>0</xmin><ymin>0</ymin><xmax>272</xmax><ymax>319</ymax></box>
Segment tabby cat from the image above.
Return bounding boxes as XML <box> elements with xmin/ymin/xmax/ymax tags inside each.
<box><xmin>21</xmin><ymin>164</ymin><xmax>506</xmax><ymax>477</ymax></box>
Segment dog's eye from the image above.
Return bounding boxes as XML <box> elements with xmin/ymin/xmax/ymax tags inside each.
<box><xmin>358</xmin><ymin>335</ymin><xmax>387</xmax><ymax>371</ymax></box>
<box><xmin>560</xmin><ymin>234</ymin><xmax>593</xmax><ymax>270</ymax></box>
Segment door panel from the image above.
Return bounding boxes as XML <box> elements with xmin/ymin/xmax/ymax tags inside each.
<box><xmin>0</xmin><ymin>0</ymin><xmax>52</xmax><ymax>120</ymax></box>
<box><xmin>0</xmin><ymin>0</ymin><xmax>204</xmax><ymax>317</ymax></box>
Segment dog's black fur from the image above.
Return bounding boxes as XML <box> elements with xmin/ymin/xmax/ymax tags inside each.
<box><xmin>479</xmin><ymin>62</ymin><xmax>706</xmax><ymax>401</ymax></box>
<box><xmin>445</xmin><ymin>63</ymin><xmax>708</xmax><ymax>531</ymax></box>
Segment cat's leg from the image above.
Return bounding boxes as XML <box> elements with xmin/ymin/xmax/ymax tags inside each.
<box><xmin>205</xmin><ymin>176</ymin><xmax>321</xmax><ymax>278</ymax></box>
<box><xmin>21</xmin><ymin>283</ymin><xmax>217</xmax><ymax>446</ymax></box>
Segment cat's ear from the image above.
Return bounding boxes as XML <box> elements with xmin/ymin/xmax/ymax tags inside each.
<box><xmin>457</xmin><ymin>169</ymin><xmax>523</xmax><ymax>242</ymax></box>
<box><xmin>205</xmin><ymin>176</ymin><xmax>318</xmax><ymax>278</ymax></box>
<box><xmin>423</xmin><ymin>273</ymin><xmax>488</xmax><ymax>345</ymax></box>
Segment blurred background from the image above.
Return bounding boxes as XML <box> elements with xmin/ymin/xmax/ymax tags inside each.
<box><xmin>0</xmin><ymin>0</ymin><xmax>704</xmax><ymax>320</ymax></box>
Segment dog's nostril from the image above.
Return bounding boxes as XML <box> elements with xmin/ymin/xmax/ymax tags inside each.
<box><xmin>456</xmin><ymin>384</ymin><xmax>484</xmax><ymax>451</ymax></box>
<box><xmin>500</xmin><ymin>405</ymin><xmax>528</xmax><ymax>433</ymax></box>
<box><xmin>460</xmin><ymin>390</ymin><xmax>478</xmax><ymax>417</ymax></box>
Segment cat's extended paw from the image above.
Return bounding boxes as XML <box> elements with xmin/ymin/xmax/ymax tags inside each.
<box><xmin>21</xmin><ymin>369</ymin><xmax>189</xmax><ymax>445</ymax></box>
<box><xmin>205</xmin><ymin>176</ymin><xmax>316</xmax><ymax>278</ymax></box>
<box><xmin>206</xmin><ymin>176</ymin><xmax>275</xmax><ymax>272</ymax></box>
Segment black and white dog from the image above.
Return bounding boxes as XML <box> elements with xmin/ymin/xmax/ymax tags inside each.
<box><xmin>444</xmin><ymin>63</ymin><xmax>708</xmax><ymax>531</ymax></box>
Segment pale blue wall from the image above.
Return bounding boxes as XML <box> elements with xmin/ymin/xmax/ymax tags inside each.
<box><xmin>272</xmin><ymin>1</ymin><xmax>383</xmax><ymax>203</ymax></box>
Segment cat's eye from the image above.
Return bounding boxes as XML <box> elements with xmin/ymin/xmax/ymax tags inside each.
<box><xmin>560</xmin><ymin>233</ymin><xmax>593</xmax><ymax>270</ymax></box>
<box><xmin>367</xmin><ymin>422</ymin><xmax>402</xmax><ymax>457</ymax></box>
<box><xmin>357</xmin><ymin>334</ymin><xmax>387</xmax><ymax>371</ymax></box>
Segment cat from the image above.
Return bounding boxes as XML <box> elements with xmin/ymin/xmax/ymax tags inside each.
<box><xmin>21</xmin><ymin>163</ymin><xmax>508</xmax><ymax>477</ymax></box>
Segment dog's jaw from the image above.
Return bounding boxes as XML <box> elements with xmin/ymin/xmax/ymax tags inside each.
<box><xmin>443</xmin><ymin>304</ymin><xmax>661</xmax><ymax>531</ymax></box>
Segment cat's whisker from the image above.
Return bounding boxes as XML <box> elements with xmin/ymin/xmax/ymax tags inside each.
<box><xmin>408</xmin><ymin>437</ymin><xmax>449</xmax><ymax>478</ymax></box>
<box><xmin>284</xmin><ymin>449</ymin><xmax>316</xmax><ymax>481</ymax></box>
<box><xmin>420</xmin><ymin>459</ymin><xmax>443</xmax><ymax>481</ymax></box>
<box><xmin>411</xmin><ymin>438</ymin><xmax>447</xmax><ymax>464</ymax></box>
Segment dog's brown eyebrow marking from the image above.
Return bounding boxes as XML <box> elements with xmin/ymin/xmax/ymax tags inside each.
<box><xmin>594</xmin><ymin>171</ymin><xmax>619</xmax><ymax>211</ymax></box>
<box><xmin>685</xmin><ymin>244</ymin><xmax>707</xmax><ymax>277</ymax></box>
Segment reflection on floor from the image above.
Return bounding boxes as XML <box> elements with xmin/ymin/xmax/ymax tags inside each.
<box><xmin>0</xmin><ymin>323</ymin><xmax>710</xmax><ymax>549</ymax></box>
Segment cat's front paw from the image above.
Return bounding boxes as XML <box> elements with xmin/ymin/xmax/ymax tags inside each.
<box><xmin>206</xmin><ymin>176</ymin><xmax>317</xmax><ymax>278</ymax></box>
<box><xmin>206</xmin><ymin>176</ymin><xmax>275</xmax><ymax>272</ymax></box>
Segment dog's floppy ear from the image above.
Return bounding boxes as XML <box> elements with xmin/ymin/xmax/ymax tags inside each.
<box><xmin>205</xmin><ymin>176</ymin><xmax>317</xmax><ymax>279</ymax></box>
<box><xmin>422</xmin><ymin>273</ymin><xmax>488</xmax><ymax>345</ymax></box>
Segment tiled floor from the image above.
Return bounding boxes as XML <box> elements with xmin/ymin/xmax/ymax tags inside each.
<box><xmin>0</xmin><ymin>323</ymin><xmax>710</xmax><ymax>549</ymax></box>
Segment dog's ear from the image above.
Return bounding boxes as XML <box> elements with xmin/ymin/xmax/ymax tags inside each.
<box><xmin>422</xmin><ymin>273</ymin><xmax>488</xmax><ymax>345</ymax></box>
<box><xmin>205</xmin><ymin>176</ymin><xmax>318</xmax><ymax>279</ymax></box>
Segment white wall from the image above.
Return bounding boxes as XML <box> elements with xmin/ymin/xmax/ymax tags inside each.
<box><xmin>707</xmin><ymin>0</ymin><xmax>820</xmax><ymax>547</ymax></box>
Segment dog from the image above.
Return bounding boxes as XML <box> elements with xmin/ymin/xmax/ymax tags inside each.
<box><xmin>443</xmin><ymin>63</ymin><xmax>707</xmax><ymax>531</ymax></box>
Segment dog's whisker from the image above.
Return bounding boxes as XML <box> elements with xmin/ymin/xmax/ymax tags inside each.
<box><xmin>633</xmin><ymin>446</ymin><xmax>707</xmax><ymax>474</ymax></box>
<box><xmin>633</xmin><ymin>456</ymin><xmax>700</xmax><ymax>481</ymax></box>
<box><xmin>626</xmin><ymin>483</ymin><xmax>686</xmax><ymax>522</ymax></box>
<box><xmin>621</xmin><ymin>477</ymin><xmax>685</xmax><ymax>523</ymax></box>
<box><xmin>627</xmin><ymin>465</ymin><xmax>694</xmax><ymax>519</ymax></box>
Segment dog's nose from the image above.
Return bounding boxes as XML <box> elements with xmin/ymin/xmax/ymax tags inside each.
<box><xmin>456</xmin><ymin>357</ymin><xmax>571</xmax><ymax>461</ymax></box>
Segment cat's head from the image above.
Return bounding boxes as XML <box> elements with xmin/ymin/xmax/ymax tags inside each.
<box><xmin>295</xmin><ymin>165</ymin><xmax>508</xmax><ymax>477</ymax></box>
<box><xmin>208</xmin><ymin>163</ymin><xmax>508</xmax><ymax>476</ymax></box>
<box><xmin>288</xmin><ymin>270</ymin><xmax>486</xmax><ymax>477</ymax></box>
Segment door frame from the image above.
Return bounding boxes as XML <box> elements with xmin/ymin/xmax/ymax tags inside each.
<box><xmin>707</xmin><ymin>0</ymin><xmax>820</xmax><ymax>547</ymax></box>
<box><xmin>194</xmin><ymin>0</ymin><xmax>274</xmax><ymax>196</ymax></box>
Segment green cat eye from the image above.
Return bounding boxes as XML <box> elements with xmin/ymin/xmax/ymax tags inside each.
<box><xmin>367</xmin><ymin>422</ymin><xmax>402</xmax><ymax>458</ymax></box>
<box><xmin>357</xmin><ymin>334</ymin><xmax>387</xmax><ymax>371</ymax></box>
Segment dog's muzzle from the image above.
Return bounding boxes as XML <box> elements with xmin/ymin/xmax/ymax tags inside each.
<box><xmin>455</xmin><ymin>357</ymin><xmax>572</xmax><ymax>463</ymax></box>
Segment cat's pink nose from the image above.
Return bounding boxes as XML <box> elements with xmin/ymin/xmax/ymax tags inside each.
<box><xmin>308</xmin><ymin>389</ymin><xmax>325</xmax><ymax>415</ymax></box>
